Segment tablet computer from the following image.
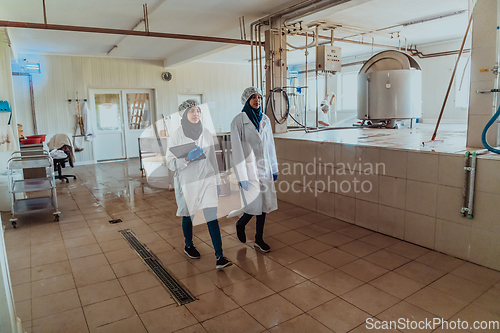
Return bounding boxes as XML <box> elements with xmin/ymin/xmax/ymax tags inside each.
<box><xmin>169</xmin><ymin>142</ymin><xmax>206</xmax><ymax>160</ymax></box>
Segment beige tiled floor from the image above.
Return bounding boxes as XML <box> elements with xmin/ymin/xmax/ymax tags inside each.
<box><xmin>3</xmin><ymin>159</ymin><xmax>500</xmax><ymax>333</ymax></box>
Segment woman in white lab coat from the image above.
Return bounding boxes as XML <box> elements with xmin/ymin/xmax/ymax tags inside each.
<box><xmin>166</xmin><ymin>100</ymin><xmax>231</xmax><ymax>269</ymax></box>
<box><xmin>318</xmin><ymin>100</ymin><xmax>330</xmax><ymax>127</ymax></box>
<box><xmin>231</xmin><ymin>87</ymin><xmax>278</xmax><ymax>253</ymax></box>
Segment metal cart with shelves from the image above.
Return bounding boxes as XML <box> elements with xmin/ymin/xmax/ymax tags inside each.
<box><xmin>7</xmin><ymin>152</ymin><xmax>60</xmax><ymax>228</ymax></box>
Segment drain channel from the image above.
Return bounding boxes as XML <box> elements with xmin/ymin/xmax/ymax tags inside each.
<box><xmin>119</xmin><ymin>229</ymin><xmax>196</xmax><ymax>305</ymax></box>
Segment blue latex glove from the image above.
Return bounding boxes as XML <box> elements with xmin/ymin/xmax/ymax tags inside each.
<box><xmin>217</xmin><ymin>185</ymin><xmax>221</xmax><ymax>197</ymax></box>
<box><xmin>273</xmin><ymin>173</ymin><xmax>278</xmax><ymax>181</ymax></box>
<box><xmin>239</xmin><ymin>181</ymin><xmax>249</xmax><ymax>191</ymax></box>
<box><xmin>186</xmin><ymin>146</ymin><xmax>203</xmax><ymax>161</ymax></box>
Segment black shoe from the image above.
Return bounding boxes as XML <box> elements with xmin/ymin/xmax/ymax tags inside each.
<box><xmin>235</xmin><ymin>222</ymin><xmax>246</xmax><ymax>243</ymax></box>
<box><xmin>254</xmin><ymin>238</ymin><xmax>270</xmax><ymax>253</ymax></box>
<box><xmin>184</xmin><ymin>246</ymin><xmax>200</xmax><ymax>259</ymax></box>
<box><xmin>216</xmin><ymin>256</ymin><xmax>233</xmax><ymax>269</ymax></box>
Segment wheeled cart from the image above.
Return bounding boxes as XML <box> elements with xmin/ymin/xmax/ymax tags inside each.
<box><xmin>7</xmin><ymin>151</ymin><xmax>60</xmax><ymax>228</ymax></box>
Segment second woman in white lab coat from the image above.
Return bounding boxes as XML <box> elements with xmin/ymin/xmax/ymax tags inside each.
<box><xmin>166</xmin><ymin>100</ymin><xmax>231</xmax><ymax>269</ymax></box>
<box><xmin>231</xmin><ymin>87</ymin><xmax>278</xmax><ymax>253</ymax></box>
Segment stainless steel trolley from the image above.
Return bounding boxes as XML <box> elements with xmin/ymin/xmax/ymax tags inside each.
<box><xmin>7</xmin><ymin>151</ymin><xmax>60</xmax><ymax>228</ymax></box>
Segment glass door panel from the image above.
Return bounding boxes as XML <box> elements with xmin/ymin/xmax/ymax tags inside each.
<box><xmin>92</xmin><ymin>92</ymin><xmax>126</xmax><ymax>161</ymax></box>
<box><xmin>126</xmin><ymin>93</ymin><xmax>150</xmax><ymax>130</ymax></box>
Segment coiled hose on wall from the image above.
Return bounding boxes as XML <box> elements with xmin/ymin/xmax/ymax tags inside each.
<box><xmin>482</xmin><ymin>104</ymin><xmax>500</xmax><ymax>154</ymax></box>
<box><xmin>265</xmin><ymin>88</ymin><xmax>290</xmax><ymax>124</ymax></box>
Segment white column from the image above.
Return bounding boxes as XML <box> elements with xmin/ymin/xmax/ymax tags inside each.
<box><xmin>467</xmin><ymin>0</ymin><xmax>499</xmax><ymax>148</ymax></box>
<box><xmin>264</xmin><ymin>19</ymin><xmax>288</xmax><ymax>134</ymax></box>
<box><xmin>0</xmin><ymin>30</ymin><xmax>19</xmax><ymax>151</ymax></box>
<box><xmin>0</xmin><ymin>30</ymin><xmax>23</xmax><ymax>333</ymax></box>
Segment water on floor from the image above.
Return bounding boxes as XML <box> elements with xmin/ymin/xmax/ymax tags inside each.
<box><xmin>2</xmin><ymin>159</ymin><xmax>500</xmax><ymax>332</ymax></box>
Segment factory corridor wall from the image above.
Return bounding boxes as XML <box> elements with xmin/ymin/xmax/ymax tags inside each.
<box><xmin>10</xmin><ymin>54</ymin><xmax>251</xmax><ymax>163</ymax></box>
<box><xmin>274</xmin><ymin>137</ymin><xmax>500</xmax><ymax>271</ymax></box>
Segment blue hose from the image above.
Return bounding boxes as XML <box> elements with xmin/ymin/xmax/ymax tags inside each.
<box><xmin>482</xmin><ymin>104</ymin><xmax>500</xmax><ymax>154</ymax></box>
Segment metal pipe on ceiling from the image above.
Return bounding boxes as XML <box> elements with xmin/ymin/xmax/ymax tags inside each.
<box><xmin>249</xmin><ymin>0</ymin><xmax>353</xmax><ymax>88</ymax></box>
<box><xmin>339</xmin><ymin>10</ymin><xmax>467</xmax><ymax>41</ymax></box>
<box><xmin>252</xmin><ymin>0</ymin><xmax>327</xmax><ymax>26</ymax></box>
<box><xmin>299</xmin><ymin>31</ymin><xmax>400</xmax><ymax>50</ymax></box>
<box><xmin>107</xmin><ymin>0</ymin><xmax>166</xmax><ymax>55</ymax></box>
<box><xmin>408</xmin><ymin>47</ymin><xmax>471</xmax><ymax>58</ymax></box>
<box><xmin>0</xmin><ymin>20</ymin><xmax>259</xmax><ymax>46</ymax></box>
<box><xmin>281</xmin><ymin>0</ymin><xmax>352</xmax><ymax>24</ymax></box>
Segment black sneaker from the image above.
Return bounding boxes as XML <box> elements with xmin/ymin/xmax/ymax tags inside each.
<box><xmin>184</xmin><ymin>246</ymin><xmax>200</xmax><ymax>259</ymax></box>
<box><xmin>254</xmin><ymin>238</ymin><xmax>270</xmax><ymax>253</ymax></box>
<box><xmin>216</xmin><ymin>256</ymin><xmax>233</xmax><ymax>269</ymax></box>
<box><xmin>235</xmin><ymin>222</ymin><xmax>246</xmax><ymax>243</ymax></box>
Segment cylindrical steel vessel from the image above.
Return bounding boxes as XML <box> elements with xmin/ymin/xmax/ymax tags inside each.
<box><xmin>357</xmin><ymin>50</ymin><xmax>422</xmax><ymax>121</ymax></box>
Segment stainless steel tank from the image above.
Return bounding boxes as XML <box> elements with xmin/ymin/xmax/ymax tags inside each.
<box><xmin>357</xmin><ymin>50</ymin><xmax>422</xmax><ymax>123</ymax></box>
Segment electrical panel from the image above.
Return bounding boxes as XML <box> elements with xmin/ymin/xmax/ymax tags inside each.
<box><xmin>316</xmin><ymin>45</ymin><xmax>341</xmax><ymax>72</ymax></box>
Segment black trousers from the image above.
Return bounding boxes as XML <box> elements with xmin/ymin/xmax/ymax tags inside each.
<box><xmin>236</xmin><ymin>213</ymin><xmax>266</xmax><ymax>239</ymax></box>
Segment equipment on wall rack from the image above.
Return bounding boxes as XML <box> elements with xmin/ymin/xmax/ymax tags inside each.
<box><xmin>70</xmin><ymin>92</ymin><xmax>87</xmax><ymax>152</ymax></box>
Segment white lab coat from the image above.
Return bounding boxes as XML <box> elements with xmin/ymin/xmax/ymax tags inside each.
<box><xmin>230</xmin><ymin>112</ymin><xmax>278</xmax><ymax>215</ymax></box>
<box><xmin>318</xmin><ymin>109</ymin><xmax>329</xmax><ymax>126</ymax></box>
<box><xmin>82</xmin><ymin>102</ymin><xmax>96</xmax><ymax>141</ymax></box>
<box><xmin>166</xmin><ymin>127</ymin><xmax>220</xmax><ymax>217</ymax></box>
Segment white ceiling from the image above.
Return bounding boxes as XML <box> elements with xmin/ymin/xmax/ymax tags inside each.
<box><xmin>1</xmin><ymin>0</ymin><xmax>469</xmax><ymax>67</ymax></box>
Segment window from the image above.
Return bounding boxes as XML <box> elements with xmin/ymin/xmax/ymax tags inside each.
<box><xmin>126</xmin><ymin>93</ymin><xmax>150</xmax><ymax>130</ymax></box>
<box><xmin>307</xmin><ymin>75</ymin><xmax>326</xmax><ymax>110</ymax></box>
<box><xmin>338</xmin><ymin>72</ymin><xmax>358</xmax><ymax>110</ymax></box>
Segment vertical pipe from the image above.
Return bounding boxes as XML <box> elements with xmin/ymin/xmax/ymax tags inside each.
<box><xmin>145</xmin><ymin>4</ymin><xmax>149</xmax><ymax>33</ymax></box>
<box><xmin>251</xmin><ymin>24</ymin><xmax>254</xmax><ymax>86</ymax></box>
<box><xmin>254</xmin><ymin>25</ymin><xmax>258</xmax><ymax>87</ymax></box>
<box><xmin>42</xmin><ymin>0</ymin><xmax>47</xmax><ymax>24</ymax></box>
<box><xmin>315</xmin><ymin>25</ymin><xmax>319</xmax><ymax>129</ymax></box>
<box><xmin>467</xmin><ymin>152</ymin><xmax>477</xmax><ymax>217</ymax></box>
<box><xmin>278</xmin><ymin>16</ymin><xmax>283</xmax><ymax>121</ymax></box>
<box><xmin>28</xmin><ymin>74</ymin><xmax>38</xmax><ymax>135</ymax></box>
<box><xmin>304</xmin><ymin>31</ymin><xmax>308</xmax><ymax>129</ymax></box>
<box><xmin>256</xmin><ymin>24</ymin><xmax>260</xmax><ymax>90</ymax></box>
<box><xmin>239</xmin><ymin>17</ymin><xmax>243</xmax><ymax>40</ymax></box>
<box><xmin>461</xmin><ymin>151</ymin><xmax>469</xmax><ymax>214</ymax></box>
<box><xmin>242</xmin><ymin>16</ymin><xmax>246</xmax><ymax>40</ymax></box>
<box><xmin>331</xmin><ymin>29</ymin><xmax>334</xmax><ymax>46</ymax></box>
<box><xmin>258</xmin><ymin>24</ymin><xmax>263</xmax><ymax>92</ymax></box>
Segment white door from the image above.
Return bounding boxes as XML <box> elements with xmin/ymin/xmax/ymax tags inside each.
<box><xmin>123</xmin><ymin>90</ymin><xmax>155</xmax><ymax>158</ymax></box>
<box><xmin>91</xmin><ymin>90</ymin><xmax>126</xmax><ymax>162</ymax></box>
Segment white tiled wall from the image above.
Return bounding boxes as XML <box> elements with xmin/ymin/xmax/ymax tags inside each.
<box><xmin>274</xmin><ymin>137</ymin><xmax>500</xmax><ymax>271</ymax></box>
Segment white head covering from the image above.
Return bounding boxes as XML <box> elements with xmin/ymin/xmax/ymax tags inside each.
<box><xmin>178</xmin><ymin>99</ymin><xmax>200</xmax><ymax>113</ymax></box>
<box><xmin>241</xmin><ymin>87</ymin><xmax>263</xmax><ymax>105</ymax></box>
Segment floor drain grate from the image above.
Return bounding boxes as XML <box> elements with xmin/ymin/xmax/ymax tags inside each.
<box><xmin>119</xmin><ymin>229</ymin><xmax>196</xmax><ymax>305</ymax></box>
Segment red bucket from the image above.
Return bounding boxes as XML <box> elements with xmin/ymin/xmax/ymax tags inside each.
<box><xmin>21</xmin><ymin>138</ymin><xmax>42</xmax><ymax>145</ymax></box>
<box><xmin>26</xmin><ymin>134</ymin><xmax>47</xmax><ymax>142</ymax></box>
